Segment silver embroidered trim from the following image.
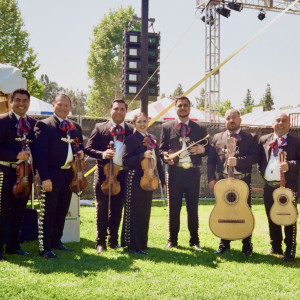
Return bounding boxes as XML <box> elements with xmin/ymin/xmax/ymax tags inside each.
<box><xmin>124</xmin><ymin>170</ymin><xmax>135</xmax><ymax>245</ymax></box>
<box><xmin>166</xmin><ymin>171</ymin><xmax>171</xmax><ymax>239</ymax></box>
<box><xmin>290</xmin><ymin>222</ymin><xmax>297</xmax><ymax>257</ymax></box>
<box><xmin>38</xmin><ymin>190</ymin><xmax>46</xmax><ymax>252</ymax></box>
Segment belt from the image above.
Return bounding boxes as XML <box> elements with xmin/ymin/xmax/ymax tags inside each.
<box><xmin>266</xmin><ymin>181</ymin><xmax>280</xmax><ymax>187</ymax></box>
<box><xmin>222</xmin><ymin>172</ymin><xmax>250</xmax><ymax>179</ymax></box>
<box><xmin>176</xmin><ymin>162</ymin><xmax>196</xmax><ymax>169</ymax></box>
<box><xmin>0</xmin><ymin>161</ymin><xmax>19</xmax><ymax>168</ymax></box>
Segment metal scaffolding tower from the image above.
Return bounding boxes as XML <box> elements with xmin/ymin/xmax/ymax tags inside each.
<box><xmin>196</xmin><ymin>0</ymin><xmax>300</xmax><ymax>122</ymax></box>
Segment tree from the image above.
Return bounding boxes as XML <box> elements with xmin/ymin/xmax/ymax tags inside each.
<box><xmin>87</xmin><ymin>6</ymin><xmax>140</xmax><ymax>117</ymax></box>
<box><xmin>0</xmin><ymin>0</ymin><xmax>43</xmax><ymax>98</ymax></box>
<box><xmin>243</xmin><ymin>89</ymin><xmax>254</xmax><ymax>107</ymax></box>
<box><xmin>39</xmin><ymin>74</ymin><xmax>86</xmax><ymax>115</ymax></box>
<box><xmin>219</xmin><ymin>99</ymin><xmax>233</xmax><ymax>117</ymax></box>
<box><xmin>172</xmin><ymin>83</ymin><xmax>184</xmax><ymax>99</ymax></box>
<box><xmin>39</xmin><ymin>74</ymin><xmax>64</xmax><ymax>103</ymax></box>
<box><xmin>64</xmin><ymin>88</ymin><xmax>86</xmax><ymax>116</ymax></box>
<box><xmin>195</xmin><ymin>88</ymin><xmax>206</xmax><ymax>110</ymax></box>
<box><xmin>240</xmin><ymin>89</ymin><xmax>255</xmax><ymax>115</ymax></box>
<box><xmin>259</xmin><ymin>83</ymin><xmax>274</xmax><ymax>111</ymax></box>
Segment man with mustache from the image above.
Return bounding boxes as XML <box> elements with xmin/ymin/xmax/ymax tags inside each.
<box><xmin>207</xmin><ymin>109</ymin><xmax>259</xmax><ymax>256</ymax></box>
<box><xmin>258</xmin><ymin>113</ymin><xmax>300</xmax><ymax>262</ymax></box>
<box><xmin>85</xmin><ymin>99</ymin><xmax>134</xmax><ymax>254</ymax></box>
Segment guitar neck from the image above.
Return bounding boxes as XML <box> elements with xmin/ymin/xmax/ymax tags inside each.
<box><xmin>280</xmin><ymin>170</ymin><xmax>286</xmax><ymax>188</ymax></box>
<box><xmin>228</xmin><ymin>166</ymin><xmax>234</xmax><ymax>178</ymax></box>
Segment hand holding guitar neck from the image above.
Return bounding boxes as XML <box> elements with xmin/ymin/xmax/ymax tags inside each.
<box><xmin>270</xmin><ymin>150</ymin><xmax>298</xmax><ymax>226</ymax></box>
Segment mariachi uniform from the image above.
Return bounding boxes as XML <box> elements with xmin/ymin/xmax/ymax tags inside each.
<box><xmin>0</xmin><ymin>111</ymin><xmax>36</xmax><ymax>255</ymax></box>
<box><xmin>207</xmin><ymin>129</ymin><xmax>259</xmax><ymax>253</ymax></box>
<box><xmin>159</xmin><ymin>119</ymin><xmax>210</xmax><ymax>247</ymax></box>
<box><xmin>85</xmin><ymin>120</ymin><xmax>134</xmax><ymax>248</ymax></box>
<box><xmin>259</xmin><ymin>132</ymin><xmax>300</xmax><ymax>259</ymax></box>
<box><xmin>34</xmin><ymin>115</ymin><xmax>83</xmax><ymax>254</ymax></box>
<box><xmin>121</xmin><ymin>131</ymin><xmax>165</xmax><ymax>252</ymax></box>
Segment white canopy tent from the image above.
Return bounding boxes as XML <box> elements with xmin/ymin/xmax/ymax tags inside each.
<box><xmin>28</xmin><ymin>96</ymin><xmax>54</xmax><ymax>115</ymax></box>
<box><xmin>0</xmin><ymin>64</ymin><xmax>27</xmax><ymax>93</ymax></box>
<box><xmin>241</xmin><ymin>106</ymin><xmax>300</xmax><ymax>127</ymax></box>
<box><xmin>0</xmin><ymin>64</ymin><xmax>53</xmax><ymax>115</ymax></box>
<box><xmin>126</xmin><ymin>98</ymin><xmax>224</xmax><ymax>122</ymax></box>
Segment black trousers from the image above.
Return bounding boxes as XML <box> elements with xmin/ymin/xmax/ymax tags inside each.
<box><xmin>121</xmin><ymin>169</ymin><xmax>153</xmax><ymax>251</ymax></box>
<box><xmin>94</xmin><ymin>166</ymin><xmax>126</xmax><ymax>247</ymax></box>
<box><xmin>263</xmin><ymin>183</ymin><xmax>297</xmax><ymax>257</ymax></box>
<box><xmin>39</xmin><ymin>168</ymin><xmax>72</xmax><ymax>253</ymax></box>
<box><xmin>167</xmin><ymin>165</ymin><xmax>201</xmax><ymax>246</ymax></box>
<box><xmin>0</xmin><ymin>165</ymin><xmax>29</xmax><ymax>253</ymax></box>
<box><xmin>218</xmin><ymin>175</ymin><xmax>253</xmax><ymax>252</ymax></box>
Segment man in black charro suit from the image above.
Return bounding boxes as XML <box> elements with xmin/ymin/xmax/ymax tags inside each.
<box><xmin>159</xmin><ymin>96</ymin><xmax>209</xmax><ymax>250</ymax></box>
<box><xmin>34</xmin><ymin>94</ymin><xmax>84</xmax><ymax>259</ymax></box>
<box><xmin>0</xmin><ymin>89</ymin><xmax>36</xmax><ymax>261</ymax></box>
<box><xmin>259</xmin><ymin>113</ymin><xmax>300</xmax><ymax>262</ymax></box>
<box><xmin>207</xmin><ymin>109</ymin><xmax>259</xmax><ymax>257</ymax></box>
<box><xmin>85</xmin><ymin>99</ymin><xmax>134</xmax><ymax>254</ymax></box>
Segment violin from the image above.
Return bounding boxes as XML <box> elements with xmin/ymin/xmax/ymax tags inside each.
<box><xmin>101</xmin><ymin>141</ymin><xmax>121</xmax><ymax>196</ymax></box>
<box><xmin>140</xmin><ymin>136</ymin><xmax>158</xmax><ymax>191</ymax></box>
<box><xmin>12</xmin><ymin>137</ymin><xmax>33</xmax><ymax>198</ymax></box>
<box><xmin>70</xmin><ymin>137</ymin><xmax>88</xmax><ymax>195</ymax></box>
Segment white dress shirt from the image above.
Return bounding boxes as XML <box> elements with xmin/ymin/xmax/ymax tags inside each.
<box><xmin>264</xmin><ymin>133</ymin><xmax>287</xmax><ymax>181</ymax></box>
<box><xmin>55</xmin><ymin>114</ymin><xmax>73</xmax><ymax>168</ymax></box>
<box><xmin>178</xmin><ymin>119</ymin><xmax>192</xmax><ymax>164</ymax></box>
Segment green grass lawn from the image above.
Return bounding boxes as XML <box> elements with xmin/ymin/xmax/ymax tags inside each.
<box><xmin>0</xmin><ymin>200</ymin><xmax>299</xmax><ymax>300</ymax></box>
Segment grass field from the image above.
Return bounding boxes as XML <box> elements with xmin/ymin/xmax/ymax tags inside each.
<box><xmin>0</xmin><ymin>199</ymin><xmax>299</xmax><ymax>300</ymax></box>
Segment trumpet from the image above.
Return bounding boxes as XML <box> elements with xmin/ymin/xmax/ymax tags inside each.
<box><xmin>167</xmin><ymin>134</ymin><xmax>210</xmax><ymax>160</ymax></box>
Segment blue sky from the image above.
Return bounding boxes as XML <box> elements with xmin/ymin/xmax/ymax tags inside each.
<box><xmin>18</xmin><ymin>0</ymin><xmax>300</xmax><ymax>109</ymax></box>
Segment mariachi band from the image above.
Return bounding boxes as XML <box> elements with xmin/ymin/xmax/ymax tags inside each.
<box><xmin>0</xmin><ymin>90</ymin><xmax>298</xmax><ymax>262</ymax></box>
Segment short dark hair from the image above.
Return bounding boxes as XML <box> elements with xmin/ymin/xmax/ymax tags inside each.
<box><xmin>111</xmin><ymin>99</ymin><xmax>128</xmax><ymax>111</ymax></box>
<box><xmin>53</xmin><ymin>94</ymin><xmax>72</xmax><ymax>105</ymax></box>
<box><xmin>175</xmin><ymin>96</ymin><xmax>190</xmax><ymax>107</ymax></box>
<box><xmin>11</xmin><ymin>89</ymin><xmax>30</xmax><ymax>101</ymax></box>
<box><xmin>132</xmin><ymin>112</ymin><xmax>148</xmax><ymax>124</ymax></box>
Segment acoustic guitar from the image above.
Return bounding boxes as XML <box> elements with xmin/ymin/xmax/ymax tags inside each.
<box><xmin>270</xmin><ymin>150</ymin><xmax>298</xmax><ymax>226</ymax></box>
<box><xmin>209</xmin><ymin>137</ymin><xmax>255</xmax><ymax>240</ymax></box>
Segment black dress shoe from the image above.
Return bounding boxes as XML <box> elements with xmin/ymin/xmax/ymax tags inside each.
<box><xmin>128</xmin><ymin>248</ymin><xmax>148</xmax><ymax>255</ymax></box>
<box><xmin>265</xmin><ymin>248</ymin><xmax>283</xmax><ymax>256</ymax></box>
<box><xmin>6</xmin><ymin>248</ymin><xmax>31</xmax><ymax>255</ymax></box>
<box><xmin>39</xmin><ymin>251</ymin><xmax>58</xmax><ymax>259</ymax></box>
<box><xmin>165</xmin><ymin>242</ymin><xmax>177</xmax><ymax>249</ymax></box>
<box><xmin>191</xmin><ymin>244</ymin><xmax>202</xmax><ymax>251</ymax></box>
<box><xmin>243</xmin><ymin>250</ymin><xmax>253</xmax><ymax>257</ymax></box>
<box><xmin>109</xmin><ymin>244</ymin><xmax>121</xmax><ymax>249</ymax></box>
<box><xmin>0</xmin><ymin>253</ymin><xmax>6</xmax><ymax>262</ymax></box>
<box><xmin>282</xmin><ymin>254</ymin><xmax>295</xmax><ymax>262</ymax></box>
<box><xmin>54</xmin><ymin>245</ymin><xmax>73</xmax><ymax>251</ymax></box>
<box><xmin>96</xmin><ymin>244</ymin><xmax>107</xmax><ymax>254</ymax></box>
<box><xmin>215</xmin><ymin>247</ymin><xmax>230</xmax><ymax>254</ymax></box>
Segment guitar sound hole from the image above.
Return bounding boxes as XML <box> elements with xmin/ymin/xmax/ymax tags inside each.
<box><xmin>278</xmin><ymin>196</ymin><xmax>288</xmax><ymax>205</ymax></box>
<box><xmin>226</xmin><ymin>192</ymin><xmax>237</xmax><ymax>203</ymax></box>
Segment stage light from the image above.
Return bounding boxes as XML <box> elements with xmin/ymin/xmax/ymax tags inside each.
<box><xmin>216</xmin><ymin>6</ymin><xmax>231</xmax><ymax>18</ymax></box>
<box><xmin>258</xmin><ymin>10</ymin><xmax>266</xmax><ymax>20</ymax></box>
<box><xmin>227</xmin><ymin>1</ymin><xmax>243</xmax><ymax>12</ymax></box>
<box><xmin>201</xmin><ymin>15</ymin><xmax>214</xmax><ymax>25</ymax></box>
